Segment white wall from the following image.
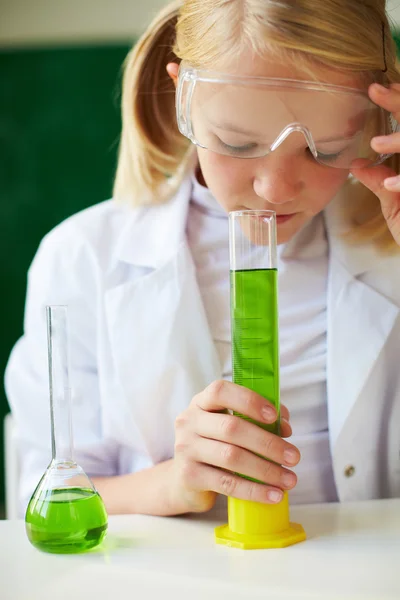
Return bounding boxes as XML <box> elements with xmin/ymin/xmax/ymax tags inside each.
<box><xmin>388</xmin><ymin>0</ymin><xmax>400</xmax><ymax>26</ymax></box>
<box><xmin>0</xmin><ymin>0</ymin><xmax>169</xmax><ymax>47</ymax></box>
<box><xmin>1</xmin><ymin>0</ymin><xmax>400</xmax><ymax>48</ymax></box>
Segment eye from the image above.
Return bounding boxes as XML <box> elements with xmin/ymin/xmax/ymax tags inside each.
<box><xmin>313</xmin><ymin>137</ymin><xmax>358</xmax><ymax>165</ymax></box>
<box><xmin>218</xmin><ymin>138</ymin><xmax>258</xmax><ymax>154</ymax></box>
<box><xmin>307</xmin><ymin>146</ymin><xmax>345</xmax><ymax>165</ymax></box>
<box><xmin>315</xmin><ymin>150</ymin><xmax>343</xmax><ymax>162</ymax></box>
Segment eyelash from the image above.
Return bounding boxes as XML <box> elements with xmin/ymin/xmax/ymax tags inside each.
<box><xmin>219</xmin><ymin>140</ymin><xmax>258</xmax><ymax>153</ymax></box>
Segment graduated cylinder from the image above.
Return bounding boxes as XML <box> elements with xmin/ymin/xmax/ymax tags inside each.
<box><xmin>215</xmin><ymin>210</ymin><xmax>306</xmax><ymax>549</ymax></box>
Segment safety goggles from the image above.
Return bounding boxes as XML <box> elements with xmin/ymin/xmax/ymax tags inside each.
<box><xmin>176</xmin><ymin>63</ymin><xmax>398</xmax><ymax>168</ymax></box>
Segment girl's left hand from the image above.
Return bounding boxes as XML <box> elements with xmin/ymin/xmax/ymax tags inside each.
<box><xmin>350</xmin><ymin>83</ymin><xmax>400</xmax><ymax>246</ymax></box>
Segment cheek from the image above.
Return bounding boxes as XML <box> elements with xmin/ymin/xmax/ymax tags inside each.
<box><xmin>305</xmin><ymin>169</ymin><xmax>349</xmax><ymax>213</ymax></box>
<box><xmin>197</xmin><ymin>150</ymin><xmax>251</xmax><ymax>200</ymax></box>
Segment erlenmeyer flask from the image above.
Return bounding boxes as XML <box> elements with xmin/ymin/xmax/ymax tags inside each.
<box><xmin>25</xmin><ymin>305</ymin><xmax>108</xmax><ymax>554</ymax></box>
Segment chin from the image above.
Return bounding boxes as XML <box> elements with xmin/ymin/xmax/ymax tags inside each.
<box><xmin>277</xmin><ymin>226</ymin><xmax>299</xmax><ymax>245</ymax></box>
<box><xmin>276</xmin><ymin>215</ymin><xmax>308</xmax><ymax>244</ymax></box>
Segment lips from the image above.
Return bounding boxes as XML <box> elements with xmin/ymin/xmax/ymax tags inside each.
<box><xmin>276</xmin><ymin>213</ymin><xmax>296</xmax><ymax>224</ymax></box>
<box><xmin>240</xmin><ymin>208</ymin><xmax>297</xmax><ymax>225</ymax></box>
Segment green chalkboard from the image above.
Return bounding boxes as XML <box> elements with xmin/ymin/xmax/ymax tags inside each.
<box><xmin>0</xmin><ymin>44</ymin><xmax>130</xmax><ymax>505</ymax></box>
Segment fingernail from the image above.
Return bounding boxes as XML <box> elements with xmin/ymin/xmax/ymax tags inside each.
<box><xmin>283</xmin><ymin>448</ymin><xmax>300</xmax><ymax>466</ymax></box>
<box><xmin>262</xmin><ymin>406</ymin><xmax>276</xmax><ymax>422</ymax></box>
<box><xmin>371</xmin><ymin>136</ymin><xmax>387</xmax><ymax>146</ymax></box>
<box><xmin>281</xmin><ymin>472</ymin><xmax>296</xmax><ymax>489</ymax></box>
<box><xmin>373</xmin><ymin>83</ymin><xmax>390</xmax><ymax>94</ymax></box>
<box><xmin>267</xmin><ymin>489</ymin><xmax>283</xmax><ymax>503</ymax></box>
<box><xmin>384</xmin><ymin>175</ymin><xmax>400</xmax><ymax>190</ymax></box>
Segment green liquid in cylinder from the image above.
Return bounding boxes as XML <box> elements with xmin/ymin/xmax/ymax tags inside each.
<box><xmin>231</xmin><ymin>268</ymin><xmax>280</xmax><ymax>481</ymax></box>
<box><xmin>25</xmin><ymin>487</ymin><xmax>108</xmax><ymax>554</ymax></box>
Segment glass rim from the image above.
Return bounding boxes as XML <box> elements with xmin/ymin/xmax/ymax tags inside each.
<box><xmin>229</xmin><ymin>209</ymin><xmax>276</xmax><ymax>218</ymax></box>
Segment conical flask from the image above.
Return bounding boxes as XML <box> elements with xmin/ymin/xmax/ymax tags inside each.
<box><xmin>25</xmin><ymin>305</ymin><xmax>108</xmax><ymax>554</ymax></box>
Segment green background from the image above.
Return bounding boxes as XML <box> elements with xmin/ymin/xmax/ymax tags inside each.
<box><xmin>0</xmin><ymin>45</ymin><xmax>130</xmax><ymax>507</ymax></box>
<box><xmin>1</xmin><ymin>36</ymin><xmax>400</xmax><ymax>509</ymax></box>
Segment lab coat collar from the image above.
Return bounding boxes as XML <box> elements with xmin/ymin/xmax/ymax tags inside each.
<box><xmin>117</xmin><ymin>175</ymin><xmax>388</xmax><ymax>276</ymax></box>
<box><xmin>115</xmin><ymin>176</ymin><xmax>193</xmax><ymax>269</ymax></box>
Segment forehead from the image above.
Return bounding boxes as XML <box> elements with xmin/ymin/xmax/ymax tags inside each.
<box><xmin>190</xmin><ymin>54</ymin><xmax>371</xmax><ymax>138</ymax></box>
<box><xmin>215</xmin><ymin>50</ymin><xmax>366</xmax><ymax>89</ymax></box>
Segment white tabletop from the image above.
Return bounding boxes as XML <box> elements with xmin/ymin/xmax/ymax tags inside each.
<box><xmin>1</xmin><ymin>498</ymin><xmax>399</xmax><ymax>600</ymax></box>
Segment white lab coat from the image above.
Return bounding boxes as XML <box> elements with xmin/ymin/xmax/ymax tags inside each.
<box><xmin>5</xmin><ymin>176</ymin><xmax>400</xmax><ymax>514</ymax></box>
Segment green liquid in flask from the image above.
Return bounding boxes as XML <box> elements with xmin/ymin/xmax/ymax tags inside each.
<box><xmin>231</xmin><ymin>268</ymin><xmax>280</xmax><ymax>435</ymax></box>
<box><xmin>25</xmin><ymin>487</ymin><xmax>108</xmax><ymax>554</ymax></box>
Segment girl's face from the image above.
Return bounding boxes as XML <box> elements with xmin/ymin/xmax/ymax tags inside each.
<box><xmin>196</xmin><ymin>146</ymin><xmax>348</xmax><ymax>245</ymax></box>
<box><xmin>191</xmin><ymin>55</ymin><xmax>364</xmax><ymax>244</ymax></box>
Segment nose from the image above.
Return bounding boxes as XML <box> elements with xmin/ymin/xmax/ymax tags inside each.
<box><xmin>253</xmin><ymin>155</ymin><xmax>304</xmax><ymax>205</ymax></box>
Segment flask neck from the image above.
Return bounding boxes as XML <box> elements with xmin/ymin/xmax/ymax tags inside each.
<box><xmin>47</xmin><ymin>306</ymin><xmax>74</xmax><ymax>462</ymax></box>
<box><xmin>50</xmin><ymin>387</ymin><xmax>74</xmax><ymax>462</ymax></box>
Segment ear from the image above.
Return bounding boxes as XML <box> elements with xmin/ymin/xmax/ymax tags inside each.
<box><xmin>166</xmin><ymin>62</ymin><xmax>179</xmax><ymax>88</ymax></box>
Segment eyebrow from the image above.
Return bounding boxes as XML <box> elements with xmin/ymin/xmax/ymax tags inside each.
<box><xmin>211</xmin><ymin>120</ymin><xmax>260</xmax><ymax>136</ymax></box>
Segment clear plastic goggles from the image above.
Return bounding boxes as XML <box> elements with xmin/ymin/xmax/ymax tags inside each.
<box><xmin>176</xmin><ymin>63</ymin><xmax>398</xmax><ymax>168</ymax></box>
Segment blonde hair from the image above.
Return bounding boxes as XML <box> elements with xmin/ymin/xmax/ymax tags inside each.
<box><xmin>113</xmin><ymin>0</ymin><xmax>400</xmax><ymax>249</ymax></box>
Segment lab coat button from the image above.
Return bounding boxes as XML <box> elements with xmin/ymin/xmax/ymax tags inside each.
<box><xmin>344</xmin><ymin>465</ymin><xmax>355</xmax><ymax>478</ymax></box>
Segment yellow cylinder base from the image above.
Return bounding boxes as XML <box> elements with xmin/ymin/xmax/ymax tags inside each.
<box><xmin>214</xmin><ymin>492</ymin><xmax>306</xmax><ymax>549</ymax></box>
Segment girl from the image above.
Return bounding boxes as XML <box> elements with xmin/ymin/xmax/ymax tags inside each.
<box><xmin>6</xmin><ymin>0</ymin><xmax>400</xmax><ymax>517</ymax></box>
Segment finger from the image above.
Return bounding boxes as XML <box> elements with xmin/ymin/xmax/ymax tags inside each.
<box><xmin>368</xmin><ymin>83</ymin><xmax>400</xmax><ymax>122</ymax></box>
<box><xmin>350</xmin><ymin>164</ymin><xmax>400</xmax><ymax>242</ymax></box>
<box><xmin>190</xmin><ymin>413</ymin><xmax>300</xmax><ymax>478</ymax></box>
<box><xmin>194</xmin><ymin>380</ymin><xmax>279</xmax><ymax>424</ymax></box>
<box><xmin>280</xmin><ymin>417</ymin><xmax>292</xmax><ymax>438</ymax></box>
<box><xmin>195</xmin><ymin>410</ymin><xmax>299</xmax><ymax>466</ymax></box>
<box><xmin>280</xmin><ymin>403</ymin><xmax>290</xmax><ymax>421</ymax></box>
<box><xmin>183</xmin><ymin>461</ymin><xmax>285</xmax><ymax>504</ymax></box>
<box><xmin>350</xmin><ymin>161</ymin><xmax>396</xmax><ymax>191</ymax></box>
<box><xmin>194</xmin><ymin>436</ymin><xmax>297</xmax><ymax>490</ymax></box>
<box><xmin>371</xmin><ymin>131</ymin><xmax>400</xmax><ymax>154</ymax></box>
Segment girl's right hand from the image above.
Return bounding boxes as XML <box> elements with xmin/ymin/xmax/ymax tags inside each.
<box><xmin>172</xmin><ymin>380</ymin><xmax>300</xmax><ymax>513</ymax></box>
